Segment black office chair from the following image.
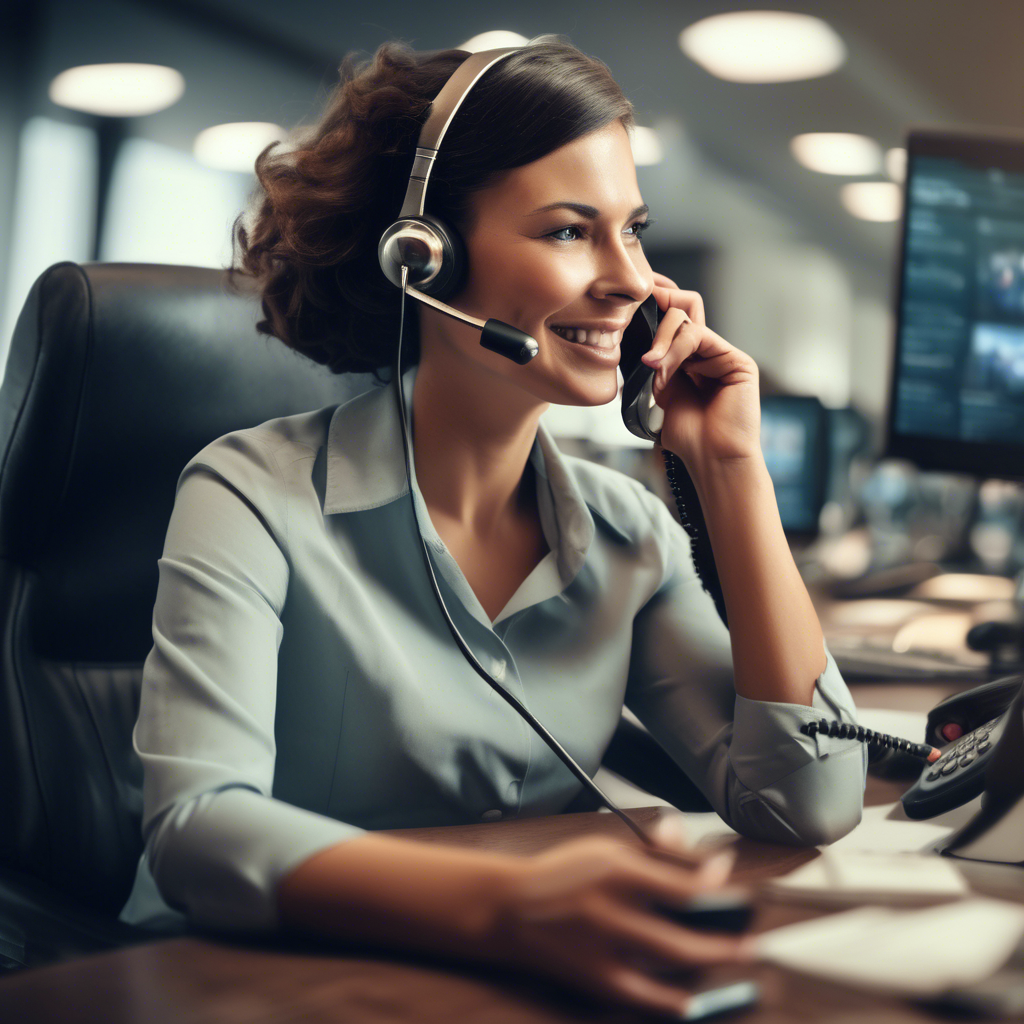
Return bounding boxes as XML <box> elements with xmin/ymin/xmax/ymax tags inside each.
<box><xmin>0</xmin><ymin>261</ymin><xmax>709</xmax><ymax>972</ymax></box>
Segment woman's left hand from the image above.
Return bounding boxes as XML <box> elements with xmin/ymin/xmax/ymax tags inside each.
<box><xmin>640</xmin><ymin>272</ymin><xmax>761</xmax><ymax>475</ymax></box>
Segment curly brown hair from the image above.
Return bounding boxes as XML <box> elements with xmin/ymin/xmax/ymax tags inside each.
<box><xmin>230</xmin><ymin>38</ymin><xmax>635</xmax><ymax>378</ymax></box>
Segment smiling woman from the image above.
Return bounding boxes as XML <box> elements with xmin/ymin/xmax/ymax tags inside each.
<box><xmin>124</xmin><ymin>37</ymin><xmax>868</xmax><ymax>1019</ymax></box>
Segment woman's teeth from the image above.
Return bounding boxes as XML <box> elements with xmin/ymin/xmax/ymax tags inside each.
<box><xmin>550</xmin><ymin>326</ymin><xmax>622</xmax><ymax>349</ymax></box>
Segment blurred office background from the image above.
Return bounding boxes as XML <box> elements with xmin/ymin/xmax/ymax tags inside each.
<box><xmin>4</xmin><ymin>0</ymin><xmax>1024</xmax><ymax>592</ymax></box>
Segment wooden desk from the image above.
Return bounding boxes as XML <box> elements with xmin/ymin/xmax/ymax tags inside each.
<box><xmin>0</xmin><ymin>682</ymin><xmax>1020</xmax><ymax>1023</ymax></box>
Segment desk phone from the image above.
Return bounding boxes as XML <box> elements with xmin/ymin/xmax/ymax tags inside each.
<box><xmin>902</xmin><ymin>675</ymin><xmax>1022</xmax><ymax>820</ymax></box>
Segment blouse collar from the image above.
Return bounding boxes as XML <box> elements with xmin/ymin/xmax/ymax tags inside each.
<box><xmin>323</xmin><ymin>364</ymin><xmax>596</xmax><ymax>585</ymax></box>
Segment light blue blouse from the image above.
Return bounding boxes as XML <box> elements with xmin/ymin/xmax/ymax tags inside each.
<box><xmin>120</xmin><ymin>365</ymin><xmax>867</xmax><ymax>931</ymax></box>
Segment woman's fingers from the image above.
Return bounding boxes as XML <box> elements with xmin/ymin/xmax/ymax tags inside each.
<box><xmin>542</xmin><ymin>944</ymin><xmax>695</xmax><ymax>1018</ymax></box>
<box><xmin>645</xmin><ymin>320</ymin><xmax>755</xmax><ymax>399</ymax></box>
<box><xmin>679</xmin><ymin>351</ymin><xmax>758</xmax><ymax>388</ymax></box>
<box><xmin>644</xmin><ymin>313</ymin><xmax>733</xmax><ymax>368</ymax></box>
<box><xmin>587</xmin><ymin>957</ymin><xmax>696</xmax><ymax>1018</ymax></box>
<box><xmin>641</xmin><ymin>308</ymin><xmax>699</xmax><ymax>385</ymax></box>
<box><xmin>652</xmin><ymin>282</ymin><xmax>706</xmax><ymax>328</ymax></box>
<box><xmin>588</xmin><ymin>892</ymin><xmax>750</xmax><ymax>967</ymax></box>
<box><xmin>604</xmin><ymin>844</ymin><xmax>738</xmax><ymax>909</ymax></box>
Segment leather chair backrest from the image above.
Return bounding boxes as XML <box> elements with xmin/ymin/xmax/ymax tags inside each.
<box><xmin>0</xmin><ymin>262</ymin><xmax>375</xmax><ymax>914</ymax></box>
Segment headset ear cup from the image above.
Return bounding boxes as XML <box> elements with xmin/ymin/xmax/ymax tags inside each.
<box><xmin>416</xmin><ymin>214</ymin><xmax>466</xmax><ymax>301</ymax></box>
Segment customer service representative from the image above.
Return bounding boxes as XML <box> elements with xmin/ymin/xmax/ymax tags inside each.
<box><xmin>120</xmin><ymin>37</ymin><xmax>867</xmax><ymax>1018</ymax></box>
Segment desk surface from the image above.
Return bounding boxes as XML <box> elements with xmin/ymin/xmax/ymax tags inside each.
<box><xmin>0</xmin><ymin>681</ymin><xmax>1020</xmax><ymax>1024</ymax></box>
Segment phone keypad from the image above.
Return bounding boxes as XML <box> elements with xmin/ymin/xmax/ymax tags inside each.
<box><xmin>925</xmin><ymin>717</ymin><xmax>1001</xmax><ymax>781</ymax></box>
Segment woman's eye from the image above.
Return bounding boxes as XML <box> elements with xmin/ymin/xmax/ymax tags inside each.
<box><xmin>548</xmin><ymin>225</ymin><xmax>584</xmax><ymax>242</ymax></box>
<box><xmin>628</xmin><ymin>219</ymin><xmax>653</xmax><ymax>240</ymax></box>
<box><xmin>547</xmin><ymin>220</ymin><xmax>654</xmax><ymax>243</ymax></box>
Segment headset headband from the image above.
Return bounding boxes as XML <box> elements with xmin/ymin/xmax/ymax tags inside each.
<box><xmin>379</xmin><ymin>43</ymin><xmax>539</xmax><ymax>363</ymax></box>
<box><xmin>398</xmin><ymin>47</ymin><xmax>521</xmax><ymax>220</ymax></box>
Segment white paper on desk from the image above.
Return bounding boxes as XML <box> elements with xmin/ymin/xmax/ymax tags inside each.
<box><xmin>830</xmin><ymin>802</ymin><xmax>956</xmax><ymax>855</ymax></box>
<box><xmin>765</xmin><ymin>848</ymin><xmax>970</xmax><ymax>906</ymax></box>
<box><xmin>755</xmin><ymin>898</ymin><xmax>1024</xmax><ymax>997</ymax></box>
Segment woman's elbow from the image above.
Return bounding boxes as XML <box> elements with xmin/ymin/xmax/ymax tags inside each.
<box><xmin>730</xmin><ymin>756</ymin><xmax>866</xmax><ymax>847</ymax></box>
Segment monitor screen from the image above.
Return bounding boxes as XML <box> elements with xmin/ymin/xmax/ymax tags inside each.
<box><xmin>761</xmin><ymin>394</ymin><xmax>829</xmax><ymax>538</ymax></box>
<box><xmin>887</xmin><ymin>128</ymin><xmax>1024</xmax><ymax>478</ymax></box>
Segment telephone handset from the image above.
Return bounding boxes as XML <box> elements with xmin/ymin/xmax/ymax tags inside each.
<box><xmin>619</xmin><ymin>293</ymin><xmax>665</xmax><ymax>443</ymax></box>
<box><xmin>619</xmin><ymin>294</ymin><xmax>729</xmax><ymax>627</ymax></box>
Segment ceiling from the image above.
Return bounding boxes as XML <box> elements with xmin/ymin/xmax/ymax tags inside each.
<box><xmin>19</xmin><ymin>0</ymin><xmax>1024</xmax><ymax>305</ymax></box>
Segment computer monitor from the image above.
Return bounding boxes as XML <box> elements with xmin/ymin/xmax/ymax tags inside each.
<box><xmin>887</xmin><ymin>127</ymin><xmax>1024</xmax><ymax>480</ymax></box>
<box><xmin>761</xmin><ymin>394</ymin><xmax>829</xmax><ymax>539</ymax></box>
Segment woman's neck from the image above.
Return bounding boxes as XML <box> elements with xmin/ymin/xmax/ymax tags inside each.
<box><xmin>411</xmin><ymin>346</ymin><xmax>546</xmax><ymax>539</ymax></box>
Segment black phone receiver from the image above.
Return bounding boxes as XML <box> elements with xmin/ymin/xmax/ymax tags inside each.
<box><xmin>617</xmin><ymin>292</ymin><xmax>729</xmax><ymax>628</ymax></box>
<box><xmin>620</xmin><ymin>293</ymin><xmax>664</xmax><ymax>442</ymax></box>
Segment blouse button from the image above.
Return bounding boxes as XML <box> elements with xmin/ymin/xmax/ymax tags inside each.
<box><xmin>481</xmin><ymin>809</ymin><xmax>503</xmax><ymax>821</ymax></box>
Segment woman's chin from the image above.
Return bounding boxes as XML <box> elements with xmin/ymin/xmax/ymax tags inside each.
<box><xmin>547</xmin><ymin>377</ymin><xmax>620</xmax><ymax>408</ymax></box>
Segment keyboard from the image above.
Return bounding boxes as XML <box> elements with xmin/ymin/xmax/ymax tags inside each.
<box><xmin>830</xmin><ymin>643</ymin><xmax>998</xmax><ymax>682</ymax></box>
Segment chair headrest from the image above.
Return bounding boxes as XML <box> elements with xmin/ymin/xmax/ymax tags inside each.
<box><xmin>0</xmin><ymin>261</ymin><xmax>374</xmax><ymax>659</ymax></box>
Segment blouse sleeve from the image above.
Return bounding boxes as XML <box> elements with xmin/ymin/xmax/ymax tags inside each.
<box><xmin>623</xmin><ymin>490</ymin><xmax>867</xmax><ymax>847</ymax></box>
<box><xmin>132</xmin><ymin>435</ymin><xmax>365</xmax><ymax>931</ymax></box>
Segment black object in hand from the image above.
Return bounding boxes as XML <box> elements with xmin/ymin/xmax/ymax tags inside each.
<box><xmin>655</xmin><ymin>890</ymin><xmax>754</xmax><ymax>934</ymax></box>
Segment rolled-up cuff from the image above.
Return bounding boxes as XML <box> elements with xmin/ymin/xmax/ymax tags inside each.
<box><xmin>141</xmin><ymin>787</ymin><xmax>366</xmax><ymax>931</ymax></box>
<box><xmin>724</xmin><ymin>641</ymin><xmax>867</xmax><ymax>846</ymax></box>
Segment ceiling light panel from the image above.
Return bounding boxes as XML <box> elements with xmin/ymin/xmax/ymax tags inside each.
<box><xmin>459</xmin><ymin>30</ymin><xmax>530</xmax><ymax>51</ymax></box>
<box><xmin>193</xmin><ymin>122</ymin><xmax>286</xmax><ymax>173</ymax></box>
<box><xmin>630</xmin><ymin>126</ymin><xmax>663</xmax><ymax>166</ymax></box>
<box><xmin>791</xmin><ymin>133</ymin><xmax>882</xmax><ymax>175</ymax></box>
<box><xmin>49</xmin><ymin>63</ymin><xmax>185</xmax><ymax>117</ymax></box>
<box><xmin>841</xmin><ymin>182</ymin><xmax>902</xmax><ymax>222</ymax></box>
<box><xmin>679</xmin><ymin>11</ymin><xmax>846</xmax><ymax>83</ymax></box>
<box><xmin>887</xmin><ymin>147</ymin><xmax>908</xmax><ymax>182</ymax></box>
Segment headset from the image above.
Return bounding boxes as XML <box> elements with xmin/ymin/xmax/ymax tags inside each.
<box><xmin>377</xmin><ymin>48</ymin><xmax>539</xmax><ymax>366</ymax></box>
<box><xmin>375</xmin><ymin>46</ymin><xmax>928</xmax><ymax>848</ymax></box>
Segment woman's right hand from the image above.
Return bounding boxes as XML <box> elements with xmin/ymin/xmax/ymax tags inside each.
<box><xmin>487</xmin><ymin>832</ymin><xmax>753</xmax><ymax>1018</ymax></box>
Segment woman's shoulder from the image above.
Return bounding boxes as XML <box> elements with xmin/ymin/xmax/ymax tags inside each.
<box><xmin>180</xmin><ymin>404</ymin><xmax>340</xmax><ymax>501</ymax></box>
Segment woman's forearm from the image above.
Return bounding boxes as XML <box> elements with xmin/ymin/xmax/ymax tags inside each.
<box><xmin>276</xmin><ymin>833</ymin><xmax>519</xmax><ymax>960</ymax></box>
<box><xmin>690</xmin><ymin>454</ymin><xmax>826</xmax><ymax>706</ymax></box>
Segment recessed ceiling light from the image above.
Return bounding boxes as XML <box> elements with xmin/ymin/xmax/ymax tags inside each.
<box><xmin>194</xmin><ymin>122</ymin><xmax>287</xmax><ymax>173</ymax></box>
<box><xmin>49</xmin><ymin>63</ymin><xmax>184</xmax><ymax>117</ymax></box>
<box><xmin>459</xmin><ymin>30</ymin><xmax>530</xmax><ymax>51</ymax></box>
<box><xmin>841</xmin><ymin>181</ymin><xmax>902</xmax><ymax>222</ymax></box>
<box><xmin>886</xmin><ymin>147</ymin><xmax>907</xmax><ymax>182</ymax></box>
<box><xmin>791</xmin><ymin>133</ymin><xmax>882</xmax><ymax>175</ymax></box>
<box><xmin>679</xmin><ymin>11</ymin><xmax>845</xmax><ymax>83</ymax></box>
<box><xmin>630</xmin><ymin>126</ymin><xmax>663</xmax><ymax>166</ymax></box>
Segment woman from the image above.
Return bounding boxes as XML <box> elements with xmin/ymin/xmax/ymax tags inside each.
<box><xmin>121</xmin><ymin>38</ymin><xmax>867</xmax><ymax>1016</ymax></box>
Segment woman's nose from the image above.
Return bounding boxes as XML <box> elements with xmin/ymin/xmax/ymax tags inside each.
<box><xmin>592</xmin><ymin>239</ymin><xmax>652</xmax><ymax>303</ymax></box>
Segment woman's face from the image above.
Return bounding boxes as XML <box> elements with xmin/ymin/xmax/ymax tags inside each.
<box><xmin>432</xmin><ymin>120</ymin><xmax>655</xmax><ymax>409</ymax></box>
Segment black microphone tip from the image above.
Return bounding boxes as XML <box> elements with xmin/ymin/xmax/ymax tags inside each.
<box><xmin>481</xmin><ymin>319</ymin><xmax>539</xmax><ymax>365</ymax></box>
<box><xmin>516</xmin><ymin>339</ymin><xmax>539</xmax><ymax>364</ymax></box>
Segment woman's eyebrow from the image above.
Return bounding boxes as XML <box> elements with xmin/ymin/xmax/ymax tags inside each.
<box><xmin>528</xmin><ymin>201</ymin><xmax>650</xmax><ymax>220</ymax></box>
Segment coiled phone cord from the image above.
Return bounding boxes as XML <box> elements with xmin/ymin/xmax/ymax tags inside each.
<box><xmin>394</xmin><ymin>269</ymin><xmax>660</xmax><ymax>849</ymax></box>
<box><xmin>800</xmin><ymin>718</ymin><xmax>935</xmax><ymax>760</ymax></box>
<box><xmin>662</xmin><ymin>449</ymin><xmax>728</xmax><ymax>629</ymax></box>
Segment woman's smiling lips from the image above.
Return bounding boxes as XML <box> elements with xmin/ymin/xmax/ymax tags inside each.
<box><xmin>548</xmin><ymin>320</ymin><xmax>628</xmax><ymax>363</ymax></box>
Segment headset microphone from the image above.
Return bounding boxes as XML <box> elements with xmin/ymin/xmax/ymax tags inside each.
<box><xmin>405</xmin><ymin>283</ymin><xmax>538</xmax><ymax>364</ymax></box>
